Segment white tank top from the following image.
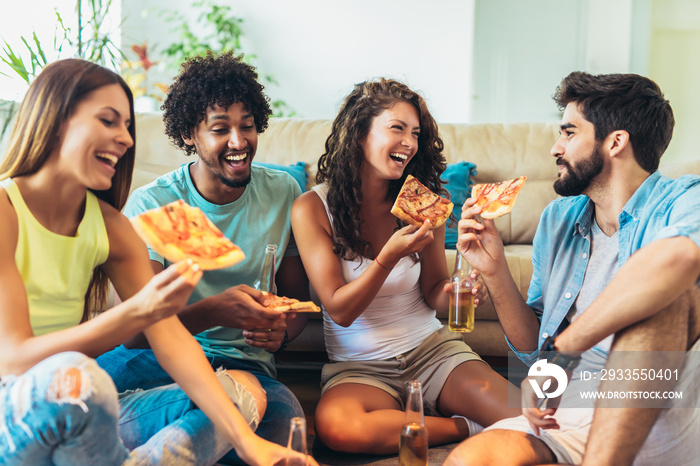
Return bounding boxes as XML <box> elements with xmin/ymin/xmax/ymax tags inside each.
<box><xmin>312</xmin><ymin>183</ymin><xmax>442</xmax><ymax>361</ymax></box>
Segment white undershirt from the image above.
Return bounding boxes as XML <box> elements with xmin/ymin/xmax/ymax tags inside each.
<box><xmin>568</xmin><ymin>218</ymin><xmax>619</xmax><ymax>359</ymax></box>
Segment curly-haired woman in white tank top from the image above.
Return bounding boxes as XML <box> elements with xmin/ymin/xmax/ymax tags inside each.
<box><xmin>291</xmin><ymin>78</ymin><xmax>522</xmax><ymax>455</ymax></box>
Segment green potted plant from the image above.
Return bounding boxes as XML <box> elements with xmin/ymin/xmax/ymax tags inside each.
<box><xmin>159</xmin><ymin>0</ymin><xmax>295</xmax><ymax>117</ymax></box>
<box><xmin>0</xmin><ymin>0</ymin><xmax>124</xmax><ymax>142</ymax></box>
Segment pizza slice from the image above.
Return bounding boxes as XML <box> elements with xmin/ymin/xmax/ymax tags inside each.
<box><xmin>471</xmin><ymin>176</ymin><xmax>527</xmax><ymax>219</ymax></box>
<box><xmin>262</xmin><ymin>292</ymin><xmax>321</xmax><ymax>313</ymax></box>
<box><xmin>390</xmin><ymin>174</ymin><xmax>454</xmax><ymax>228</ymax></box>
<box><xmin>131</xmin><ymin>199</ymin><xmax>245</xmax><ymax>270</ymax></box>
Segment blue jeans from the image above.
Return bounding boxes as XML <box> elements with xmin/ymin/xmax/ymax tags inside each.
<box><xmin>97</xmin><ymin>345</ymin><xmax>304</xmax><ymax>465</ymax></box>
<box><xmin>0</xmin><ymin>352</ymin><xmax>238</xmax><ymax>466</ymax></box>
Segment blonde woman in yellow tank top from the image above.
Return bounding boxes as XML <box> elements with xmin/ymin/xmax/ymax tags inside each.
<box><xmin>0</xmin><ymin>59</ymin><xmax>313</xmax><ymax>466</ymax></box>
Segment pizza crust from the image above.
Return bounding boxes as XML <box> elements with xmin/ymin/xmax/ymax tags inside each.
<box><xmin>263</xmin><ymin>292</ymin><xmax>321</xmax><ymax>313</ymax></box>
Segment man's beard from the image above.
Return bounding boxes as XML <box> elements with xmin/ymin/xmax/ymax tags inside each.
<box><xmin>218</xmin><ymin>172</ymin><xmax>251</xmax><ymax>188</ymax></box>
<box><xmin>553</xmin><ymin>144</ymin><xmax>605</xmax><ymax>196</ymax></box>
<box><xmin>200</xmin><ymin>149</ymin><xmax>253</xmax><ymax>188</ymax></box>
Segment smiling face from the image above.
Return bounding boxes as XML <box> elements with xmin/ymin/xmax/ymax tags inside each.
<box><xmin>184</xmin><ymin>102</ymin><xmax>258</xmax><ymax>197</ymax></box>
<box><xmin>53</xmin><ymin>83</ymin><xmax>133</xmax><ymax>191</ymax></box>
<box><xmin>360</xmin><ymin>100</ymin><xmax>420</xmax><ymax>181</ymax></box>
<box><xmin>551</xmin><ymin>103</ymin><xmax>605</xmax><ymax>197</ymax></box>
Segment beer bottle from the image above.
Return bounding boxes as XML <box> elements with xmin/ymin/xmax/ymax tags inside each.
<box><xmin>399</xmin><ymin>380</ymin><xmax>428</xmax><ymax>466</ymax></box>
<box><xmin>254</xmin><ymin>243</ymin><xmax>277</xmax><ymax>294</ymax></box>
<box><xmin>286</xmin><ymin>417</ymin><xmax>309</xmax><ymax>465</ymax></box>
<box><xmin>448</xmin><ymin>253</ymin><xmax>475</xmax><ymax>332</ymax></box>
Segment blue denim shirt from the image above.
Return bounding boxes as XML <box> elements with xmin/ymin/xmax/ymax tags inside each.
<box><xmin>509</xmin><ymin>171</ymin><xmax>700</xmax><ymax>366</ymax></box>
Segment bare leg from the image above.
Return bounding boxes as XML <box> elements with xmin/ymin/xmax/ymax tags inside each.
<box><xmin>314</xmin><ymin>383</ymin><xmax>472</xmax><ymax>455</ymax></box>
<box><xmin>437</xmin><ymin>360</ymin><xmax>522</xmax><ymax>426</ymax></box>
<box><xmin>583</xmin><ymin>286</ymin><xmax>700</xmax><ymax>466</ymax></box>
<box><xmin>444</xmin><ymin>429</ymin><xmax>556</xmax><ymax>466</ymax></box>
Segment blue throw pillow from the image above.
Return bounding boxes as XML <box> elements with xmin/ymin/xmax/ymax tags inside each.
<box><xmin>253</xmin><ymin>161</ymin><xmax>309</xmax><ymax>191</ymax></box>
<box><xmin>443</xmin><ymin>161</ymin><xmax>478</xmax><ymax>249</ymax></box>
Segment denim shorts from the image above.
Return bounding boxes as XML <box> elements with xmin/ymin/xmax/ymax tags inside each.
<box><xmin>321</xmin><ymin>326</ymin><xmax>487</xmax><ymax>416</ymax></box>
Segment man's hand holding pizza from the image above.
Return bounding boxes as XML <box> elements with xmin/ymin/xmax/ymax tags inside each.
<box><xmin>456</xmin><ymin>177</ymin><xmax>526</xmax><ymax>278</ymax></box>
<box><xmin>206</xmin><ymin>284</ymin><xmax>288</xmax><ymax>331</ymax></box>
<box><xmin>242</xmin><ymin>319</ymin><xmax>288</xmax><ymax>352</ymax></box>
<box><xmin>456</xmin><ymin>198</ymin><xmax>507</xmax><ymax>277</ymax></box>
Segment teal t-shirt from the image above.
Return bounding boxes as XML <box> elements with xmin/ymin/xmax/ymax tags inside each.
<box><xmin>124</xmin><ymin>162</ymin><xmax>302</xmax><ymax>377</ymax></box>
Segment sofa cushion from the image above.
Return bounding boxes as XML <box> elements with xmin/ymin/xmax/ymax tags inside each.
<box><xmin>253</xmin><ymin>161</ymin><xmax>309</xmax><ymax>191</ymax></box>
<box><xmin>443</xmin><ymin>161</ymin><xmax>478</xmax><ymax>249</ymax></box>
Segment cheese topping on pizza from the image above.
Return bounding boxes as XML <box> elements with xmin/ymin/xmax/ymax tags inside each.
<box><xmin>391</xmin><ymin>175</ymin><xmax>454</xmax><ymax>228</ymax></box>
<box><xmin>471</xmin><ymin>176</ymin><xmax>526</xmax><ymax>219</ymax></box>
<box><xmin>131</xmin><ymin>200</ymin><xmax>245</xmax><ymax>270</ymax></box>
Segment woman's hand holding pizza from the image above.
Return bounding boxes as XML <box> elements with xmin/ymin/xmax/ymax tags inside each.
<box><xmin>379</xmin><ymin>220</ymin><xmax>434</xmax><ymax>268</ymax></box>
<box><xmin>456</xmin><ymin>198</ymin><xmax>507</xmax><ymax>277</ymax></box>
<box><xmin>132</xmin><ymin>260</ymin><xmax>203</xmax><ymax>323</ymax></box>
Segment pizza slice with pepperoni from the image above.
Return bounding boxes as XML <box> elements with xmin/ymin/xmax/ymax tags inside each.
<box><xmin>131</xmin><ymin>199</ymin><xmax>245</xmax><ymax>270</ymax></box>
<box><xmin>390</xmin><ymin>175</ymin><xmax>454</xmax><ymax>228</ymax></box>
<box><xmin>471</xmin><ymin>176</ymin><xmax>527</xmax><ymax>219</ymax></box>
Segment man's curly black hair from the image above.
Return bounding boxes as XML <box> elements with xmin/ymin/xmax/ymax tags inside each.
<box><xmin>162</xmin><ymin>51</ymin><xmax>272</xmax><ymax>156</ymax></box>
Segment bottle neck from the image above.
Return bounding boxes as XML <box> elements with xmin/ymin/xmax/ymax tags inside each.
<box><xmin>256</xmin><ymin>244</ymin><xmax>278</xmax><ymax>293</ymax></box>
<box><xmin>453</xmin><ymin>252</ymin><xmax>470</xmax><ymax>274</ymax></box>
<box><xmin>405</xmin><ymin>380</ymin><xmax>425</xmax><ymax>425</ymax></box>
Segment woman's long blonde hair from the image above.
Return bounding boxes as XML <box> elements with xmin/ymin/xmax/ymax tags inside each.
<box><xmin>0</xmin><ymin>59</ymin><xmax>136</xmax><ymax>319</ymax></box>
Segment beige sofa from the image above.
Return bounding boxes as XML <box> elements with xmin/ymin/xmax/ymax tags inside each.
<box><xmin>132</xmin><ymin>113</ymin><xmax>564</xmax><ymax>359</ymax></box>
<box><xmin>90</xmin><ymin>113</ymin><xmax>700</xmax><ymax>358</ymax></box>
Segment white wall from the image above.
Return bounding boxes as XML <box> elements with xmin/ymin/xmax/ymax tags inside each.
<box><xmin>471</xmin><ymin>0</ymin><xmax>640</xmax><ymax>123</ymax></box>
<box><xmin>3</xmin><ymin>0</ymin><xmax>698</xmax><ymax>163</ymax></box>
<box><xmin>648</xmin><ymin>0</ymin><xmax>700</xmax><ymax>163</ymax></box>
<box><xmin>121</xmin><ymin>0</ymin><xmax>475</xmax><ymax>123</ymax></box>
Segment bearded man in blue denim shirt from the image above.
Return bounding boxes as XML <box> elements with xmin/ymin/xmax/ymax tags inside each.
<box><xmin>445</xmin><ymin>72</ymin><xmax>700</xmax><ymax>465</ymax></box>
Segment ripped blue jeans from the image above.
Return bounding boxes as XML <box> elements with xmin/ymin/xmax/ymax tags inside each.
<box><xmin>0</xmin><ymin>352</ymin><xmax>258</xmax><ymax>466</ymax></box>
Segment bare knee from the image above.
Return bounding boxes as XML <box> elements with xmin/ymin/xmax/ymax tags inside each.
<box><xmin>445</xmin><ymin>429</ymin><xmax>555</xmax><ymax>466</ymax></box>
<box><xmin>613</xmin><ymin>286</ymin><xmax>700</xmax><ymax>352</ymax></box>
<box><xmin>314</xmin><ymin>405</ymin><xmax>369</xmax><ymax>453</ymax></box>
<box><xmin>445</xmin><ymin>437</ymin><xmax>487</xmax><ymax>466</ymax></box>
<box><xmin>685</xmin><ymin>285</ymin><xmax>700</xmax><ymax>347</ymax></box>
<box><xmin>223</xmin><ymin>370</ymin><xmax>267</xmax><ymax>422</ymax></box>
<box><xmin>444</xmin><ymin>432</ymin><xmax>503</xmax><ymax>466</ymax></box>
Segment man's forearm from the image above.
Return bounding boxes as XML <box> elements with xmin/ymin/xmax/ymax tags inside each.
<box><xmin>556</xmin><ymin>236</ymin><xmax>700</xmax><ymax>352</ymax></box>
<box><xmin>174</xmin><ymin>296</ymin><xmax>218</xmax><ymax>334</ymax></box>
<box><xmin>484</xmin><ymin>265</ymin><xmax>540</xmax><ymax>353</ymax></box>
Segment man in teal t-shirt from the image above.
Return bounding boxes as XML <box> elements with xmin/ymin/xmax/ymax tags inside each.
<box><xmin>97</xmin><ymin>52</ymin><xmax>310</xmax><ymax>464</ymax></box>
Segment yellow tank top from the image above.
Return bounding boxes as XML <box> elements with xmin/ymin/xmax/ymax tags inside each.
<box><xmin>2</xmin><ymin>178</ymin><xmax>110</xmax><ymax>335</ymax></box>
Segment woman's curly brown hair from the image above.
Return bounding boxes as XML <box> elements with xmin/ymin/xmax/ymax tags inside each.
<box><xmin>162</xmin><ymin>51</ymin><xmax>272</xmax><ymax>155</ymax></box>
<box><xmin>316</xmin><ymin>78</ymin><xmax>447</xmax><ymax>261</ymax></box>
